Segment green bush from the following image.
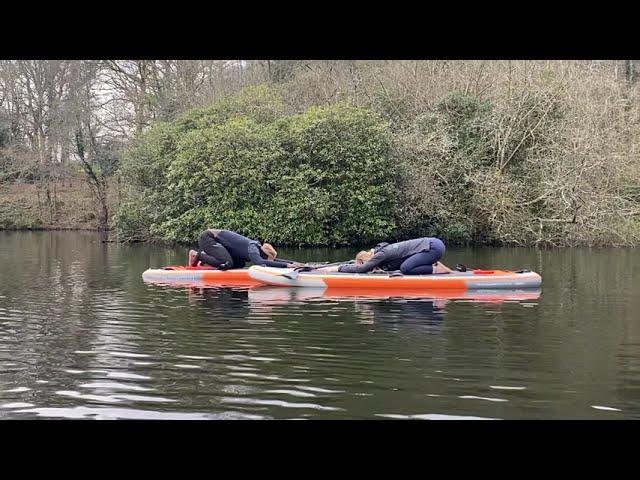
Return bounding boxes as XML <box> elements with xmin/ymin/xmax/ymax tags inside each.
<box><xmin>115</xmin><ymin>86</ymin><xmax>396</xmax><ymax>246</ymax></box>
<box><xmin>391</xmin><ymin>91</ymin><xmax>568</xmax><ymax>245</ymax></box>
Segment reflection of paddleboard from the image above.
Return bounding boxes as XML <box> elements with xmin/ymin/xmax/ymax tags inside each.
<box><xmin>248</xmin><ymin>286</ymin><xmax>542</xmax><ymax>304</ymax></box>
<box><xmin>142</xmin><ymin>266</ymin><xmax>259</xmax><ymax>287</ymax></box>
<box><xmin>249</xmin><ymin>265</ymin><xmax>542</xmax><ymax>290</ymax></box>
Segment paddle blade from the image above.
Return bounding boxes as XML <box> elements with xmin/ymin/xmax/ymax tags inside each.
<box><xmin>283</xmin><ymin>270</ymin><xmax>300</xmax><ymax>280</ymax></box>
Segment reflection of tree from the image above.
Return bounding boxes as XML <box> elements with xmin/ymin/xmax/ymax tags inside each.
<box><xmin>0</xmin><ymin>231</ymin><xmax>148</xmax><ymax>406</ymax></box>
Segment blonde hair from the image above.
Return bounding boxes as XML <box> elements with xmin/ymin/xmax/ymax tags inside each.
<box><xmin>355</xmin><ymin>249</ymin><xmax>375</xmax><ymax>265</ymax></box>
<box><xmin>355</xmin><ymin>248</ymin><xmax>384</xmax><ymax>272</ymax></box>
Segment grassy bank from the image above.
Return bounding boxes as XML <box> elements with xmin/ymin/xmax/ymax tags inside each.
<box><xmin>0</xmin><ymin>179</ymin><xmax>118</xmax><ymax>231</ymax></box>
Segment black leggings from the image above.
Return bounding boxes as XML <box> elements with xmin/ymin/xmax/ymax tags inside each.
<box><xmin>399</xmin><ymin>238</ymin><xmax>446</xmax><ymax>275</ymax></box>
<box><xmin>197</xmin><ymin>231</ymin><xmax>233</xmax><ymax>268</ymax></box>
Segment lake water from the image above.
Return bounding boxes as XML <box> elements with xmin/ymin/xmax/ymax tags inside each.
<box><xmin>1</xmin><ymin>230</ymin><xmax>639</xmax><ymax>419</ymax></box>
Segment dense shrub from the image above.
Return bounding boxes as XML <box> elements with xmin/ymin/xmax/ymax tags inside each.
<box><xmin>116</xmin><ymin>86</ymin><xmax>396</xmax><ymax>245</ymax></box>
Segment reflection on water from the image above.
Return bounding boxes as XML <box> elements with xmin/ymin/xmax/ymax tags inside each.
<box><xmin>1</xmin><ymin>231</ymin><xmax>639</xmax><ymax>419</ymax></box>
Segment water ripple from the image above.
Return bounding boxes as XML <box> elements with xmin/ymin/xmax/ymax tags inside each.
<box><xmin>14</xmin><ymin>407</ymin><xmax>266</xmax><ymax>420</ymax></box>
<box><xmin>2</xmin><ymin>231</ymin><xmax>640</xmax><ymax>419</ymax></box>
<box><xmin>220</xmin><ymin>397</ymin><xmax>344</xmax><ymax>411</ymax></box>
<box><xmin>376</xmin><ymin>413</ymin><xmax>499</xmax><ymax>420</ymax></box>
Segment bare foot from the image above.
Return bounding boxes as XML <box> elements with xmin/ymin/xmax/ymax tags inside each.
<box><xmin>433</xmin><ymin>261</ymin><xmax>454</xmax><ymax>274</ymax></box>
<box><xmin>441</xmin><ymin>262</ymin><xmax>454</xmax><ymax>273</ymax></box>
<box><xmin>188</xmin><ymin>249</ymin><xmax>199</xmax><ymax>267</ymax></box>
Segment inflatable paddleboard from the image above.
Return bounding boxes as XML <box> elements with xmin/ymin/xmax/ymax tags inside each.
<box><xmin>248</xmin><ymin>265</ymin><xmax>542</xmax><ymax>290</ymax></box>
<box><xmin>142</xmin><ymin>266</ymin><xmax>259</xmax><ymax>286</ymax></box>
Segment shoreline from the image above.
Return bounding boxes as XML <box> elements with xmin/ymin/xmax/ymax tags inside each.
<box><xmin>2</xmin><ymin>178</ymin><xmax>637</xmax><ymax>248</ymax></box>
<box><xmin>1</xmin><ymin>227</ymin><xmax>637</xmax><ymax>249</ymax></box>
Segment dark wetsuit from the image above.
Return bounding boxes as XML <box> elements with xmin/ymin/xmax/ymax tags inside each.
<box><xmin>197</xmin><ymin>229</ymin><xmax>291</xmax><ymax>269</ymax></box>
<box><xmin>338</xmin><ymin>237</ymin><xmax>446</xmax><ymax>275</ymax></box>
<box><xmin>197</xmin><ymin>230</ymin><xmax>234</xmax><ymax>268</ymax></box>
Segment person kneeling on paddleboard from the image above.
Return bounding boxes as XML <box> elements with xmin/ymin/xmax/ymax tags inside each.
<box><xmin>189</xmin><ymin>229</ymin><xmax>303</xmax><ymax>269</ymax></box>
<box><xmin>318</xmin><ymin>237</ymin><xmax>453</xmax><ymax>275</ymax></box>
